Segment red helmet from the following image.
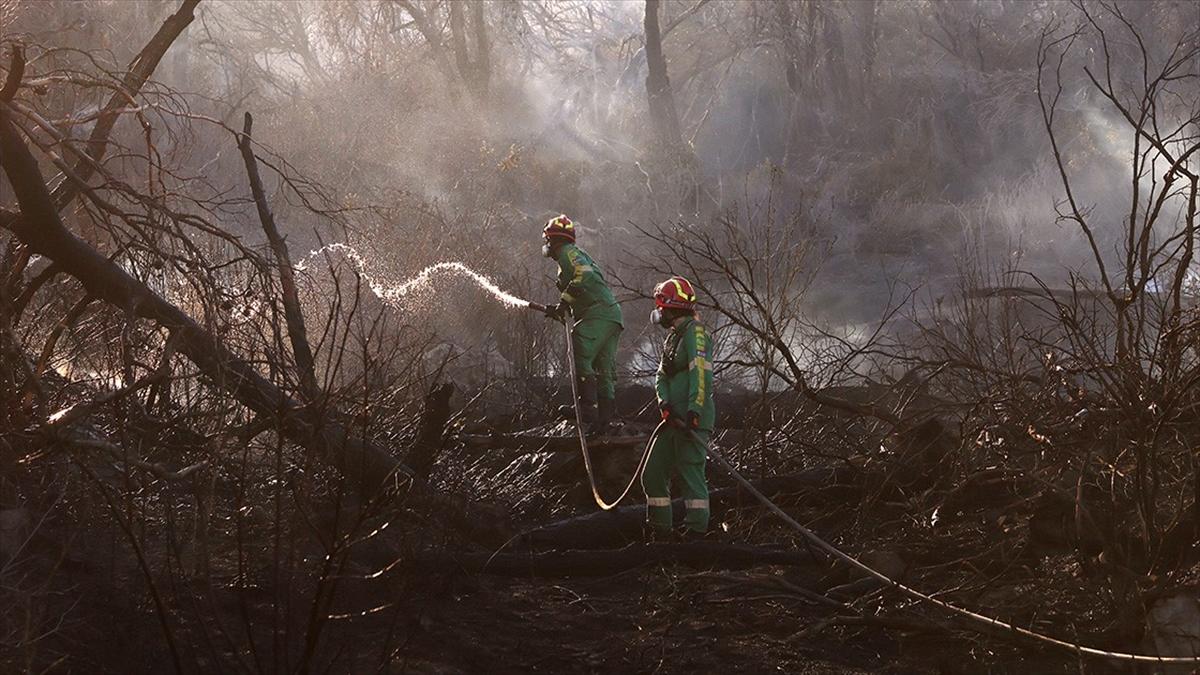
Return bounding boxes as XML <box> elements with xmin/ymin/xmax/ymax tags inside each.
<box><xmin>653</xmin><ymin>276</ymin><xmax>698</xmax><ymax>311</ymax></box>
<box><xmin>543</xmin><ymin>214</ymin><xmax>576</xmax><ymax>242</ymax></box>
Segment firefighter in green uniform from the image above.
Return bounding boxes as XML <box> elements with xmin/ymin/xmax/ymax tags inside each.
<box><xmin>542</xmin><ymin>215</ymin><xmax>624</xmax><ymax>435</ymax></box>
<box><xmin>643</xmin><ymin>276</ymin><xmax>715</xmax><ymax>538</ymax></box>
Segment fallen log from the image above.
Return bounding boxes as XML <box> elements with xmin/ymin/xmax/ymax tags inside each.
<box><xmin>458</xmin><ymin>432</ymin><xmax>646</xmax><ymax>454</ymax></box>
<box><xmin>0</xmin><ymin>55</ymin><xmax>510</xmax><ymax>546</ymax></box>
<box><xmin>412</xmin><ymin>541</ymin><xmax>823</xmax><ymax>577</ymax></box>
<box><xmin>523</xmin><ymin>466</ymin><xmax>860</xmax><ymax>549</ymax></box>
<box><xmin>0</xmin><ymin>102</ymin><xmax>398</xmax><ymax>494</ymax></box>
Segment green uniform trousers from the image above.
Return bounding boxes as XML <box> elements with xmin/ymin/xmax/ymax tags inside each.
<box><xmin>641</xmin><ymin>427</ymin><xmax>710</xmax><ymax>533</ymax></box>
<box><xmin>572</xmin><ymin>318</ymin><xmax>621</xmax><ymax>400</ymax></box>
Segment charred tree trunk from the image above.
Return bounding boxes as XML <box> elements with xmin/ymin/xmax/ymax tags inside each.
<box><xmin>448</xmin><ymin>1</ymin><xmax>472</xmax><ymax>93</ymax></box>
<box><xmin>468</xmin><ymin>0</ymin><xmax>492</xmax><ymax>98</ymax></box>
<box><xmin>238</xmin><ymin>111</ymin><xmax>319</xmax><ymax>401</ymax></box>
<box><xmin>858</xmin><ymin>0</ymin><xmax>880</xmax><ymax>99</ymax></box>
<box><xmin>643</xmin><ymin>0</ymin><xmax>684</xmax><ymax>149</ymax></box>
<box><xmin>0</xmin><ymin>105</ymin><xmax>400</xmax><ymax>496</ymax></box>
<box><xmin>776</xmin><ymin>0</ymin><xmax>804</xmax><ymax>96</ymax></box>
<box><xmin>415</xmin><ymin>541</ymin><xmax>822</xmax><ymax>577</ymax></box>
<box><xmin>459</xmin><ymin>431</ymin><xmax>646</xmax><ymax>454</ymax></box>
<box><xmin>52</xmin><ymin>0</ymin><xmax>201</xmax><ymax>209</ymax></box>
<box><xmin>407</xmin><ymin>382</ymin><xmax>453</xmax><ymax>481</ymax></box>
<box><xmin>5</xmin><ymin>0</ymin><xmax>199</xmax><ymax>316</ymax></box>
<box><xmin>396</xmin><ymin>0</ymin><xmax>462</xmax><ymax>95</ymax></box>
<box><xmin>401</xmin><ymin>0</ymin><xmax>491</xmax><ymax>101</ymax></box>
<box><xmin>822</xmin><ymin>7</ymin><xmax>848</xmax><ymax>107</ymax></box>
<box><xmin>644</xmin><ymin>0</ymin><xmax>706</xmax><ymax>214</ymax></box>
<box><xmin>776</xmin><ymin>0</ymin><xmax>806</xmax><ymax>166</ymax></box>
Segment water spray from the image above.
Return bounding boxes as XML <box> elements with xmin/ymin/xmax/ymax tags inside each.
<box><xmin>298</xmin><ymin>243</ymin><xmax>548</xmax><ymax>313</ymax></box>
<box><xmin>299</xmin><ymin>243</ymin><xmax>640</xmax><ymax>507</ymax></box>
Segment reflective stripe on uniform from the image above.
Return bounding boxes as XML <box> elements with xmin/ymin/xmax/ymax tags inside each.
<box><xmin>562</xmin><ymin>292</ymin><xmax>576</xmax><ymax>303</ymax></box>
<box><xmin>684</xmin><ymin>499</ymin><xmax>709</xmax><ymax>510</ymax></box>
<box><xmin>646</xmin><ymin>497</ymin><xmax>671</xmax><ymax>507</ymax></box>
<box><xmin>567</xmin><ymin>250</ymin><xmax>587</xmax><ymax>286</ymax></box>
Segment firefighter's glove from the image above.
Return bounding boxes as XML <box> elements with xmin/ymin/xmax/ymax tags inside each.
<box><xmin>687</xmin><ymin>411</ymin><xmax>701</xmax><ymax>430</ymax></box>
<box><xmin>544</xmin><ymin>300</ymin><xmax>570</xmax><ymax>321</ymax></box>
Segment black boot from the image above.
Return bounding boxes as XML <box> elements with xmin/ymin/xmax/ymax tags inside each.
<box><xmin>643</xmin><ymin>522</ymin><xmax>670</xmax><ymax>544</ymax></box>
<box><xmin>588</xmin><ymin>397</ymin><xmax>615</xmax><ymax>437</ymax></box>
<box><xmin>578</xmin><ymin>376</ymin><xmax>598</xmax><ymax>425</ymax></box>
<box><xmin>559</xmin><ymin>377</ymin><xmax>598</xmax><ymax>425</ymax></box>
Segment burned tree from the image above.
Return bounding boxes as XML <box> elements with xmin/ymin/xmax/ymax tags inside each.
<box><xmin>1029</xmin><ymin>0</ymin><xmax>1200</xmax><ymax>565</ymax></box>
<box><xmin>643</xmin><ymin>0</ymin><xmax>684</xmax><ymax>150</ymax></box>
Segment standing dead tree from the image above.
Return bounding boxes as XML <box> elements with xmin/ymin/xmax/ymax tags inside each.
<box><xmin>1034</xmin><ymin>0</ymin><xmax>1199</xmax><ymax>564</ymax></box>
<box><xmin>644</xmin><ymin>0</ymin><xmax>684</xmax><ymax>150</ymax></box>
<box><xmin>631</xmin><ymin>209</ymin><xmax>906</xmax><ymax>429</ymax></box>
<box><xmin>238</xmin><ymin>111</ymin><xmax>319</xmax><ymax>401</ymax></box>
<box><xmin>643</xmin><ymin>0</ymin><xmax>706</xmax><ymax>215</ymax></box>
<box><xmin>396</xmin><ymin>0</ymin><xmax>492</xmax><ymax>101</ymax></box>
<box><xmin>53</xmin><ymin>0</ymin><xmax>203</xmax><ymax>210</ymax></box>
<box><xmin>448</xmin><ymin>0</ymin><xmax>492</xmax><ymax>100</ymax></box>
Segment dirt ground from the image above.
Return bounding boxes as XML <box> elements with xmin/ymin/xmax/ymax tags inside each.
<box><xmin>1</xmin><ymin>423</ymin><xmax>1127</xmax><ymax>674</ymax></box>
<box><xmin>388</xmin><ymin>571</ymin><xmax>912</xmax><ymax>674</ymax></box>
<box><xmin>388</xmin><ymin>562</ymin><xmax>1079</xmax><ymax>674</ymax></box>
<box><xmin>5</xmin><ymin>496</ymin><xmax>1109</xmax><ymax>675</ymax></box>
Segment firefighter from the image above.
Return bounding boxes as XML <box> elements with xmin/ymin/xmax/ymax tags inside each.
<box><xmin>542</xmin><ymin>215</ymin><xmax>624</xmax><ymax>435</ymax></box>
<box><xmin>643</xmin><ymin>276</ymin><xmax>715</xmax><ymax>538</ymax></box>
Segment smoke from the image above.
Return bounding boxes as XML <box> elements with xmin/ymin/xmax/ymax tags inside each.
<box><xmin>22</xmin><ymin>0</ymin><xmax>1192</xmax><ymax>356</ymax></box>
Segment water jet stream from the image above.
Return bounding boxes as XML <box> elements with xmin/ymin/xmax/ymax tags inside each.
<box><xmin>298</xmin><ymin>243</ymin><xmax>532</xmax><ymax>310</ymax></box>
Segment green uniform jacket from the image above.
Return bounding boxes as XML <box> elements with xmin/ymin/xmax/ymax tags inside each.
<box><xmin>555</xmin><ymin>243</ymin><xmax>623</xmax><ymax>326</ymax></box>
<box><xmin>655</xmin><ymin>317</ymin><xmax>715</xmax><ymax>431</ymax></box>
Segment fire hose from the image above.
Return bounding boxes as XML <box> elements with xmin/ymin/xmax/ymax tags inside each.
<box><xmin>527</xmin><ymin>302</ymin><xmax>1199</xmax><ymax>663</ymax></box>
<box><xmin>700</xmin><ymin>437</ymin><xmax>1200</xmax><ymax>664</ymax></box>
<box><xmin>550</xmin><ymin>301</ymin><xmax>659</xmax><ymax>510</ymax></box>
